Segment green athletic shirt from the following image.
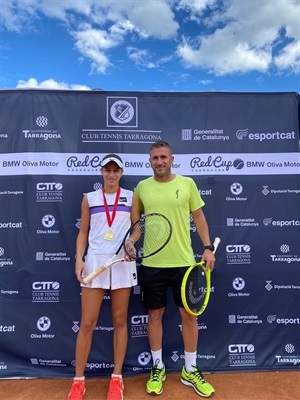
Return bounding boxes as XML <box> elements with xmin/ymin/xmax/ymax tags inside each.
<box><xmin>135</xmin><ymin>175</ymin><xmax>205</xmax><ymax>267</ymax></box>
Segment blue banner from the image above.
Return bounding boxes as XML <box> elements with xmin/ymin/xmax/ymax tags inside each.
<box><xmin>0</xmin><ymin>90</ymin><xmax>300</xmax><ymax>378</ymax></box>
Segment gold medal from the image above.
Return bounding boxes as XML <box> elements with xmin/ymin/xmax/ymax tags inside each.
<box><xmin>104</xmin><ymin>229</ymin><xmax>115</xmax><ymax>241</ymax></box>
<box><xmin>102</xmin><ymin>188</ymin><xmax>120</xmax><ymax>241</ymax></box>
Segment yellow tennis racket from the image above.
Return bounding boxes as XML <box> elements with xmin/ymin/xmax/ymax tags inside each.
<box><xmin>181</xmin><ymin>237</ymin><xmax>221</xmax><ymax>316</ymax></box>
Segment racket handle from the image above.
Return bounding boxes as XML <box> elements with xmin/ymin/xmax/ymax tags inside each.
<box><xmin>82</xmin><ymin>265</ymin><xmax>108</xmax><ymax>285</ymax></box>
<box><xmin>213</xmin><ymin>237</ymin><xmax>221</xmax><ymax>253</ymax></box>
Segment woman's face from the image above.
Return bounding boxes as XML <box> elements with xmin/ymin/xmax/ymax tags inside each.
<box><xmin>101</xmin><ymin>161</ymin><xmax>123</xmax><ymax>189</ymax></box>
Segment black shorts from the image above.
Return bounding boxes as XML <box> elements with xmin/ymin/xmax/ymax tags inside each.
<box><xmin>139</xmin><ymin>266</ymin><xmax>189</xmax><ymax>309</ymax></box>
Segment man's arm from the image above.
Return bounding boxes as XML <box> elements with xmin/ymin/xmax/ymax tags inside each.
<box><xmin>123</xmin><ymin>192</ymin><xmax>143</xmax><ymax>260</ymax></box>
<box><xmin>192</xmin><ymin>207</ymin><xmax>215</xmax><ymax>270</ymax></box>
<box><xmin>131</xmin><ymin>192</ymin><xmax>142</xmax><ymax>223</ymax></box>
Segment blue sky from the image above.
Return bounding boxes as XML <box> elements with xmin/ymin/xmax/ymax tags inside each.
<box><xmin>0</xmin><ymin>0</ymin><xmax>299</xmax><ymax>92</ymax></box>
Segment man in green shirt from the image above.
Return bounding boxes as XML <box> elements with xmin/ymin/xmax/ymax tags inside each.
<box><xmin>132</xmin><ymin>140</ymin><xmax>216</xmax><ymax>398</ymax></box>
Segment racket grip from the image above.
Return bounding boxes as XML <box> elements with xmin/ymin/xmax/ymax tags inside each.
<box><xmin>82</xmin><ymin>265</ymin><xmax>107</xmax><ymax>285</ymax></box>
<box><xmin>213</xmin><ymin>237</ymin><xmax>221</xmax><ymax>253</ymax></box>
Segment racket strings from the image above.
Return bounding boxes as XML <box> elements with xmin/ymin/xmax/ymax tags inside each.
<box><xmin>185</xmin><ymin>267</ymin><xmax>207</xmax><ymax>310</ymax></box>
<box><xmin>125</xmin><ymin>214</ymin><xmax>171</xmax><ymax>259</ymax></box>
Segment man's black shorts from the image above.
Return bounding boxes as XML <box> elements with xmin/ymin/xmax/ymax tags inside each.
<box><xmin>139</xmin><ymin>265</ymin><xmax>189</xmax><ymax>309</ymax></box>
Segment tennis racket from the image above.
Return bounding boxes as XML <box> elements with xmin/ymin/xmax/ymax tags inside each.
<box><xmin>181</xmin><ymin>237</ymin><xmax>221</xmax><ymax>316</ymax></box>
<box><xmin>82</xmin><ymin>213</ymin><xmax>172</xmax><ymax>284</ymax></box>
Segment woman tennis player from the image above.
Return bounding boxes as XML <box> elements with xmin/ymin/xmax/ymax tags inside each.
<box><xmin>67</xmin><ymin>154</ymin><xmax>137</xmax><ymax>400</ymax></box>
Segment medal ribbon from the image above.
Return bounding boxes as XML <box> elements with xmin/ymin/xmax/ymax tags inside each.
<box><xmin>102</xmin><ymin>187</ymin><xmax>121</xmax><ymax>227</ymax></box>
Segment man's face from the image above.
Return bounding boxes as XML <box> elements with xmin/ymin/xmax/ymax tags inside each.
<box><xmin>149</xmin><ymin>146</ymin><xmax>174</xmax><ymax>177</ymax></box>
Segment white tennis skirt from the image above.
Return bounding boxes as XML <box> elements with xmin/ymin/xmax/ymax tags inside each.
<box><xmin>81</xmin><ymin>253</ymin><xmax>137</xmax><ymax>290</ymax></box>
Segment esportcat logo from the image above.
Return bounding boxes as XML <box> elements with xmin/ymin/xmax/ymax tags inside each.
<box><xmin>267</xmin><ymin>315</ymin><xmax>300</xmax><ymax>325</ymax></box>
<box><xmin>263</xmin><ymin>218</ymin><xmax>300</xmax><ymax>227</ymax></box>
<box><xmin>0</xmin><ymin>221</ymin><xmax>22</xmax><ymax>228</ymax></box>
<box><xmin>236</xmin><ymin>128</ymin><xmax>295</xmax><ymax>141</ymax></box>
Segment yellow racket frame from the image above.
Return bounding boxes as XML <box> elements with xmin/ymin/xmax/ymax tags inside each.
<box><xmin>181</xmin><ymin>237</ymin><xmax>220</xmax><ymax>316</ymax></box>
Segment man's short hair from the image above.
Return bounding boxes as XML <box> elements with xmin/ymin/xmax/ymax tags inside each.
<box><xmin>150</xmin><ymin>140</ymin><xmax>171</xmax><ymax>151</ymax></box>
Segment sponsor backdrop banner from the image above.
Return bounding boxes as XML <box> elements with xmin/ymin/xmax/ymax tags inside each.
<box><xmin>0</xmin><ymin>90</ymin><xmax>300</xmax><ymax>378</ymax></box>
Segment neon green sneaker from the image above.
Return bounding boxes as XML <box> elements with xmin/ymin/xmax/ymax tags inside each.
<box><xmin>181</xmin><ymin>366</ymin><xmax>215</xmax><ymax>397</ymax></box>
<box><xmin>146</xmin><ymin>361</ymin><xmax>166</xmax><ymax>395</ymax></box>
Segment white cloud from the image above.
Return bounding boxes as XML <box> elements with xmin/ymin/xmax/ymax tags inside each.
<box><xmin>177</xmin><ymin>0</ymin><xmax>215</xmax><ymax>15</ymax></box>
<box><xmin>38</xmin><ymin>0</ymin><xmax>93</xmax><ymax>20</ymax></box>
<box><xmin>178</xmin><ymin>30</ymin><xmax>272</xmax><ymax>75</ymax></box>
<box><xmin>127</xmin><ymin>47</ymin><xmax>156</xmax><ymax>69</ymax></box>
<box><xmin>1</xmin><ymin>0</ymin><xmax>299</xmax><ymax>80</ymax></box>
<box><xmin>72</xmin><ymin>26</ymin><xmax>118</xmax><ymax>74</ymax></box>
<box><xmin>1</xmin><ymin>0</ymin><xmax>178</xmax><ymax>75</ymax></box>
<box><xmin>177</xmin><ymin>0</ymin><xmax>300</xmax><ymax>75</ymax></box>
<box><xmin>274</xmin><ymin>41</ymin><xmax>300</xmax><ymax>74</ymax></box>
<box><xmin>0</xmin><ymin>0</ymin><xmax>37</xmax><ymax>32</ymax></box>
<box><xmin>126</xmin><ymin>0</ymin><xmax>179</xmax><ymax>39</ymax></box>
<box><xmin>199</xmin><ymin>79</ymin><xmax>213</xmax><ymax>85</ymax></box>
<box><xmin>16</xmin><ymin>77</ymin><xmax>91</xmax><ymax>90</ymax></box>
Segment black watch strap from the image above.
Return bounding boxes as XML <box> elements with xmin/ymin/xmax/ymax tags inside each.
<box><xmin>203</xmin><ymin>244</ymin><xmax>215</xmax><ymax>251</ymax></box>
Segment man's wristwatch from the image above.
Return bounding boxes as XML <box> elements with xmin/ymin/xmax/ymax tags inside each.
<box><xmin>203</xmin><ymin>244</ymin><xmax>215</xmax><ymax>251</ymax></box>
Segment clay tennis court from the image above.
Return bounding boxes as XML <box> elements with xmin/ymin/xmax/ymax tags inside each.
<box><xmin>1</xmin><ymin>370</ymin><xmax>299</xmax><ymax>399</ymax></box>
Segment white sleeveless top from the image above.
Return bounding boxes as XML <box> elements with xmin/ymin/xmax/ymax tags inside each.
<box><xmin>83</xmin><ymin>188</ymin><xmax>137</xmax><ymax>289</ymax></box>
<box><xmin>87</xmin><ymin>188</ymin><xmax>133</xmax><ymax>255</ymax></box>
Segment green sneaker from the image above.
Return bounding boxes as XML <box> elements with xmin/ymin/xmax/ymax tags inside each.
<box><xmin>146</xmin><ymin>361</ymin><xmax>166</xmax><ymax>395</ymax></box>
<box><xmin>181</xmin><ymin>366</ymin><xmax>215</xmax><ymax>397</ymax></box>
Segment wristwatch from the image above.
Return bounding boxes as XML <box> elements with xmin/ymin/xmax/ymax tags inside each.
<box><xmin>203</xmin><ymin>244</ymin><xmax>215</xmax><ymax>251</ymax></box>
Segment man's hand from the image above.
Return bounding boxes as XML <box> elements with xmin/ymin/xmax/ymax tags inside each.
<box><xmin>202</xmin><ymin>249</ymin><xmax>215</xmax><ymax>272</ymax></box>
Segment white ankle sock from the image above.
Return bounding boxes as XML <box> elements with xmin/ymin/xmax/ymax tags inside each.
<box><xmin>112</xmin><ymin>374</ymin><xmax>122</xmax><ymax>379</ymax></box>
<box><xmin>151</xmin><ymin>349</ymin><xmax>164</xmax><ymax>368</ymax></box>
<box><xmin>74</xmin><ymin>376</ymin><xmax>85</xmax><ymax>381</ymax></box>
<box><xmin>184</xmin><ymin>351</ymin><xmax>197</xmax><ymax>372</ymax></box>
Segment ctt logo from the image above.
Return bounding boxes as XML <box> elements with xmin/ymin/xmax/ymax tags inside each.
<box><xmin>131</xmin><ymin>315</ymin><xmax>149</xmax><ymax>324</ymax></box>
<box><xmin>36</xmin><ymin>183</ymin><xmax>63</xmax><ymax>203</ymax></box>
<box><xmin>226</xmin><ymin>245</ymin><xmax>251</xmax><ymax>265</ymax></box>
<box><xmin>229</xmin><ymin>343</ymin><xmax>256</xmax><ymax>366</ymax></box>
<box><xmin>36</xmin><ymin>182</ymin><xmax>63</xmax><ymax>191</ymax></box>
<box><xmin>32</xmin><ymin>281</ymin><xmax>60</xmax><ymax>303</ymax></box>
<box><xmin>32</xmin><ymin>281</ymin><xmax>60</xmax><ymax>290</ymax></box>
<box><xmin>229</xmin><ymin>344</ymin><xmax>255</xmax><ymax>354</ymax></box>
<box><xmin>226</xmin><ymin>245</ymin><xmax>251</xmax><ymax>253</ymax></box>
<box><xmin>131</xmin><ymin>315</ymin><xmax>148</xmax><ymax>338</ymax></box>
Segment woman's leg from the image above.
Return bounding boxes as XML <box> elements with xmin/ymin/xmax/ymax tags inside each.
<box><xmin>75</xmin><ymin>287</ymin><xmax>105</xmax><ymax>377</ymax></box>
<box><xmin>110</xmin><ymin>287</ymin><xmax>131</xmax><ymax>374</ymax></box>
